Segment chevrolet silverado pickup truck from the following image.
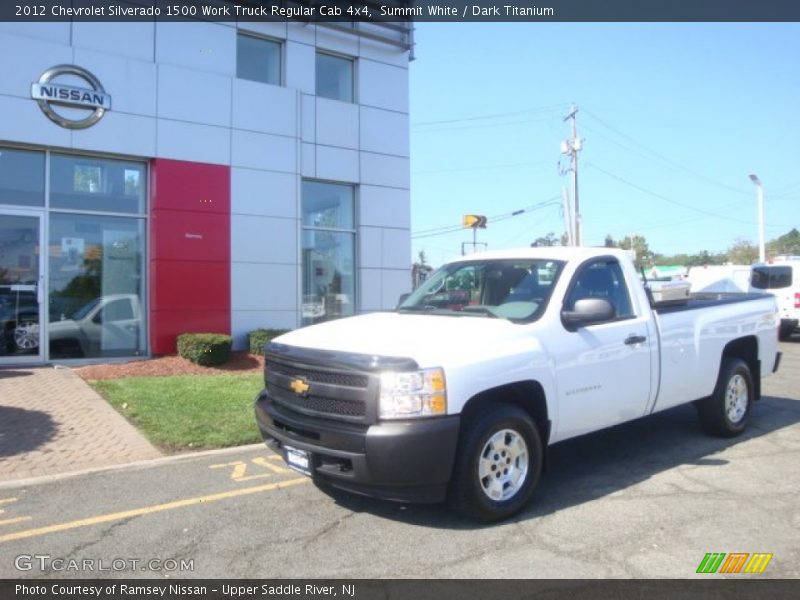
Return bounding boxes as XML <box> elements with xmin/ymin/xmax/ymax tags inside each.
<box><xmin>255</xmin><ymin>247</ymin><xmax>781</xmax><ymax>521</ymax></box>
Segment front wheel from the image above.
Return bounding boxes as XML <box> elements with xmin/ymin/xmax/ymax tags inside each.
<box><xmin>448</xmin><ymin>404</ymin><xmax>543</xmax><ymax>521</ymax></box>
<box><xmin>697</xmin><ymin>358</ymin><xmax>754</xmax><ymax>437</ymax></box>
<box><xmin>13</xmin><ymin>320</ymin><xmax>40</xmax><ymax>353</ymax></box>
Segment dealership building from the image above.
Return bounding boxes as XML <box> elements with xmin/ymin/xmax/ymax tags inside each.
<box><xmin>0</xmin><ymin>19</ymin><xmax>412</xmax><ymax>365</ymax></box>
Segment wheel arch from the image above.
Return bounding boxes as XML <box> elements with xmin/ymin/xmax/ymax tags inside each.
<box><xmin>461</xmin><ymin>380</ymin><xmax>551</xmax><ymax>447</ymax></box>
<box><xmin>721</xmin><ymin>336</ymin><xmax>760</xmax><ymax>400</ymax></box>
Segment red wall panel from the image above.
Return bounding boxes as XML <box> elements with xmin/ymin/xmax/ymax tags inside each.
<box><xmin>150</xmin><ymin>158</ymin><xmax>230</xmax><ymax>354</ymax></box>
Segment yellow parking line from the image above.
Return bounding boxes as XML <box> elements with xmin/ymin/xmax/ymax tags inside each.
<box><xmin>0</xmin><ymin>498</ymin><xmax>18</xmax><ymax>505</ymax></box>
<box><xmin>0</xmin><ymin>477</ymin><xmax>309</xmax><ymax>545</ymax></box>
<box><xmin>0</xmin><ymin>516</ymin><xmax>32</xmax><ymax>527</ymax></box>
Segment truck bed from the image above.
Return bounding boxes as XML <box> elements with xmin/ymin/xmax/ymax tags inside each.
<box><xmin>653</xmin><ymin>292</ymin><xmax>767</xmax><ymax>314</ymax></box>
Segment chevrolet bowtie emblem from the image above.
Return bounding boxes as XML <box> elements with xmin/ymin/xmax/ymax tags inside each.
<box><xmin>290</xmin><ymin>378</ymin><xmax>310</xmax><ymax>396</ymax></box>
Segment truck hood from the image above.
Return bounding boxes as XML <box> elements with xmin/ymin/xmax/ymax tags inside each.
<box><xmin>272</xmin><ymin>311</ymin><xmax>522</xmax><ymax>369</ymax></box>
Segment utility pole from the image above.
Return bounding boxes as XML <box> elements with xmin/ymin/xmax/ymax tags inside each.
<box><xmin>560</xmin><ymin>104</ymin><xmax>583</xmax><ymax>245</ymax></box>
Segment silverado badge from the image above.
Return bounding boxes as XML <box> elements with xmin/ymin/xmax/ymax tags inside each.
<box><xmin>289</xmin><ymin>378</ymin><xmax>310</xmax><ymax>396</ymax></box>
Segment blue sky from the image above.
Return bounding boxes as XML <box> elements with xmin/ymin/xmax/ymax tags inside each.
<box><xmin>408</xmin><ymin>23</ymin><xmax>800</xmax><ymax>266</ymax></box>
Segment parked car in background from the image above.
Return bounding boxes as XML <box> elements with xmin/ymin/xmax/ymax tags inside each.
<box><xmin>751</xmin><ymin>257</ymin><xmax>800</xmax><ymax>340</ymax></box>
<box><xmin>0</xmin><ymin>284</ymin><xmax>39</xmax><ymax>354</ymax></box>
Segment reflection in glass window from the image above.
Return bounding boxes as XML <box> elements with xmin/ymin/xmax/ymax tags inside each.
<box><xmin>50</xmin><ymin>154</ymin><xmax>146</xmax><ymax>214</ymax></box>
<box><xmin>237</xmin><ymin>33</ymin><xmax>281</xmax><ymax>85</ymax></box>
<box><xmin>0</xmin><ymin>147</ymin><xmax>45</xmax><ymax>207</ymax></box>
<box><xmin>48</xmin><ymin>214</ymin><xmax>146</xmax><ymax>359</ymax></box>
<box><xmin>301</xmin><ymin>181</ymin><xmax>355</xmax><ymax>326</ymax></box>
<box><xmin>316</xmin><ymin>52</ymin><xmax>354</xmax><ymax>102</ymax></box>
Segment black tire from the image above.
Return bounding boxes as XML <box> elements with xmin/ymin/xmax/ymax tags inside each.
<box><xmin>448</xmin><ymin>403</ymin><xmax>543</xmax><ymax>522</ymax></box>
<box><xmin>697</xmin><ymin>358</ymin><xmax>754</xmax><ymax>437</ymax></box>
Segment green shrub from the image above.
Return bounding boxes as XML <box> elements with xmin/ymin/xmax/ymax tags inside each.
<box><xmin>248</xmin><ymin>328</ymin><xmax>290</xmax><ymax>355</ymax></box>
<box><xmin>176</xmin><ymin>333</ymin><xmax>232</xmax><ymax>366</ymax></box>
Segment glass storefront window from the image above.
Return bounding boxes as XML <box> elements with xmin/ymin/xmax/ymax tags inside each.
<box><xmin>47</xmin><ymin>214</ymin><xmax>146</xmax><ymax>359</ymax></box>
<box><xmin>301</xmin><ymin>181</ymin><xmax>355</xmax><ymax>326</ymax></box>
<box><xmin>316</xmin><ymin>52</ymin><xmax>354</xmax><ymax>103</ymax></box>
<box><xmin>0</xmin><ymin>147</ymin><xmax>45</xmax><ymax>207</ymax></box>
<box><xmin>50</xmin><ymin>154</ymin><xmax>146</xmax><ymax>214</ymax></box>
<box><xmin>237</xmin><ymin>33</ymin><xmax>282</xmax><ymax>86</ymax></box>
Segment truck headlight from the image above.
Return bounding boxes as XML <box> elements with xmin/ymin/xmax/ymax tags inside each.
<box><xmin>379</xmin><ymin>368</ymin><xmax>447</xmax><ymax>419</ymax></box>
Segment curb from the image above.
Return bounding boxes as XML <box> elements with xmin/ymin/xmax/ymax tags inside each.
<box><xmin>0</xmin><ymin>443</ymin><xmax>268</xmax><ymax>490</ymax></box>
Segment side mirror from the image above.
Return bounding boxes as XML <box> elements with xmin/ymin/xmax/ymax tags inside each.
<box><xmin>397</xmin><ymin>293</ymin><xmax>411</xmax><ymax>307</ymax></box>
<box><xmin>561</xmin><ymin>298</ymin><xmax>615</xmax><ymax>330</ymax></box>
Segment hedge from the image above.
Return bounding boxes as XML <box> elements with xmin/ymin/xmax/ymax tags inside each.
<box><xmin>176</xmin><ymin>333</ymin><xmax>232</xmax><ymax>366</ymax></box>
<box><xmin>248</xmin><ymin>329</ymin><xmax>290</xmax><ymax>355</ymax></box>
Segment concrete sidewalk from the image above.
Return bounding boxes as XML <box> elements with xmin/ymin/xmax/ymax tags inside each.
<box><xmin>0</xmin><ymin>367</ymin><xmax>161</xmax><ymax>482</ymax></box>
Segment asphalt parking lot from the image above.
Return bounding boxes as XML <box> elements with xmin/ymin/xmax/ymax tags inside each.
<box><xmin>1</xmin><ymin>340</ymin><xmax>798</xmax><ymax>579</ymax></box>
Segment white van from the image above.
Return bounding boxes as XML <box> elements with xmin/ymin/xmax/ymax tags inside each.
<box><xmin>686</xmin><ymin>264</ymin><xmax>752</xmax><ymax>294</ymax></box>
<box><xmin>751</xmin><ymin>257</ymin><xmax>800</xmax><ymax>340</ymax></box>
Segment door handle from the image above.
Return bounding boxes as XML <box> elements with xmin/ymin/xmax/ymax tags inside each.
<box><xmin>624</xmin><ymin>334</ymin><xmax>647</xmax><ymax>345</ymax></box>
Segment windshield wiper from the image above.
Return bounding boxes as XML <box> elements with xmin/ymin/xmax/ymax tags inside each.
<box><xmin>458</xmin><ymin>306</ymin><xmax>499</xmax><ymax>318</ymax></box>
<box><xmin>397</xmin><ymin>305</ymin><xmax>438</xmax><ymax>313</ymax></box>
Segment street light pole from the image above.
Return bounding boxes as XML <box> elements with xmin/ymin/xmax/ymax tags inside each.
<box><xmin>749</xmin><ymin>174</ymin><xmax>765</xmax><ymax>263</ymax></box>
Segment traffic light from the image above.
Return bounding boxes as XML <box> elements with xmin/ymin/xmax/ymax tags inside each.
<box><xmin>462</xmin><ymin>214</ymin><xmax>488</xmax><ymax>229</ymax></box>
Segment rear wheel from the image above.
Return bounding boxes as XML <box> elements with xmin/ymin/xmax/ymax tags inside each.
<box><xmin>697</xmin><ymin>358</ymin><xmax>753</xmax><ymax>437</ymax></box>
<box><xmin>448</xmin><ymin>404</ymin><xmax>542</xmax><ymax>521</ymax></box>
<box><xmin>12</xmin><ymin>320</ymin><xmax>39</xmax><ymax>353</ymax></box>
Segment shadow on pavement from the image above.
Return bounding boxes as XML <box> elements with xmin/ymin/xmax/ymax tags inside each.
<box><xmin>316</xmin><ymin>395</ymin><xmax>800</xmax><ymax>529</ymax></box>
<box><xmin>0</xmin><ymin>369</ymin><xmax>33</xmax><ymax>379</ymax></box>
<box><xmin>0</xmin><ymin>405</ymin><xmax>58</xmax><ymax>458</ymax></box>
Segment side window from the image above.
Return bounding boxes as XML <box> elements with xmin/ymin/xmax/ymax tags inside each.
<box><xmin>566</xmin><ymin>260</ymin><xmax>634</xmax><ymax>320</ymax></box>
<box><xmin>94</xmin><ymin>299</ymin><xmax>134</xmax><ymax>324</ymax></box>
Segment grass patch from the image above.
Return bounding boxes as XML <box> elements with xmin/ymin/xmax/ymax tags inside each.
<box><xmin>91</xmin><ymin>373</ymin><xmax>264</xmax><ymax>452</ymax></box>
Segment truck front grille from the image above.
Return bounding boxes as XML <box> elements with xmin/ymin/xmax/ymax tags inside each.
<box><xmin>264</xmin><ymin>356</ymin><xmax>376</xmax><ymax>423</ymax></box>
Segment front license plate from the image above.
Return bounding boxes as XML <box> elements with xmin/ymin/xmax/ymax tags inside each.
<box><xmin>284</xmin><ymin>445</ymin><xmax>311</xmax><ymax>476</ymax></box>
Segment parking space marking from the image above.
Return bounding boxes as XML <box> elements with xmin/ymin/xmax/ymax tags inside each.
<box><xmin>209</xmin><ymin>455</ymin><xmax>294</xmax><ymax>482</ymax></box>
<box><xmin>0</xmin><ymin>498</ymin><xmax>18</xmax><ymax>505</ymax></box>
<box><xmin>0</xmin><ymin>516</ymin><xmax>32</xmax><ymax>527</ymax></box>
<box><xmin>0</xmin><ymin>477</ymin><xmax>309</xmax><ymax>545</ymax></box>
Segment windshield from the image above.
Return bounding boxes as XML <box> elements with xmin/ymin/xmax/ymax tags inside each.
<box><xmin>71</xmin><ymin>298</ymin><xmax>102</xmax><ymax>321</ymax></box>
<box><xmin>398</xmin><ymin>258</ymin><xmax>565</xmax><ymax>322</ymax></box>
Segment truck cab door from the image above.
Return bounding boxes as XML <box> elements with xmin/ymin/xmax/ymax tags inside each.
<box><xmin>552</xmin><ymin>257</ymin><xmax>654</xmax><ymax>441</ymax></box>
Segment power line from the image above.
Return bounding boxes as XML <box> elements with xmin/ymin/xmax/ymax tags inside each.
<box><xmin>585</xmin><ymin>162</ymin><xmax>755</xmax><ymax>225</ymax></box>
<box><xmin>581</xmin><ymin>107</ymin><xmax>753</xmax><ymax>197</ymax></box>
<box><xmin>411</xmin><ymin>104</ymin><xmax>567</xmax><ymax>127</ymax></box>
<box><xmin>412</xmin><ymin>160</ymin><xmax>547</xmax><ymax>176</ymax></box>
<box><xmin>411</xmin><ymin>197</ymin><xmax>560</xmax><ymax>239</ymax></box>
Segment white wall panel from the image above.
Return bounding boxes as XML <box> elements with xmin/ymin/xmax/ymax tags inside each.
<box><xmin>0</xmin><ymin>94</ymin><xmax>71</xmax><ymax>148</ymax></box>
<box><xmin>231</xmin><ymin>130</ymin><xmax>297</xmax><ymax>172</ymax></box>
<box><xmin>358</xmin><ymin>227</ymin><xmax>383</xmax><ymax>269</ymax></box>
<box><xmin>156</xmin><ymin>119</ymin><xmax>230</xmax><ymax>164</ymax></box>
<box><xmin>360</xmin><ymin>152</ymin><xmax>409</xmax><ymax>189</ymax></box>
<box><xmin>0</xmin><ymin>34</ymin><xmax>72</xmax><ymax>99</ymax></box>
<box><xmin>158</xmin><ymin>65</ymin><xmax>231</xmax><ymax>127</ymax></box>
<box><xmin>73</xmin><ymin>48</ymin><xmax>157</xmax><ymax>117</ymax></box>
<box><xmin>359</xmin><ymin>35</ymin><xmax>410</xmax><ymax>69</ymax></box>
<box><xmin>359</xmin><ymin>268</ymin><xmax>382</xmax><ymax>311</ymax></box>
<box><xmin>381</xmin><ymin>269</ymin><xmax>411</xmax><ymax>308</ymax></box>
<box><xmin>300</xmin><ymin>94</ymin><xmax>315</xmax><ymax>143</ymax></box>
<box><xmin>231</xmin><ymin>214</ymin><xmax>297</xmax><ymax>265</ymax></box>
<box><xmin>232</xmin><ymin>78</ymin><xmax>297</xmax><ymax>137</ymax></box>
<box><xmin>232</xmin><ymin>168</ymin><xmax>297</xmax><ymax>219</ymax></box>
<box><xmin>0</xmin><ymin>23</ymin><xmax>70</xmax><ymax>45</ymax></box>
<box><xmin>155</xmin><ymin>22</ymin><xmax>236</xmax><ymax>76</ymax></box>
<box><xmin>316</xmin><ymin>97</ymin><xmax>359</xmax><ymax>149</ymax></box>
<box><xmin>285</xmin><ymin>41</ymin><xmax>315</xmax><ymax>94</ymax></box>
<box><xmin>358</xmin><ymin>59</ymin><xmax>409</xmax><ymax>113</ymax></box>
<box><xmin>237</xmin><ymin>22</ymin><xmax>287</xmax><ymax>40</ymax></box>
<box><xmin>316</xmin><ymin>146</ymin><xmax>358</xmax><ymax>182</ymax></box>
<box><xmin>301</xmin><ymin>142</ymin><xmax>316</xmax><ymax>178</ymax></box>
<box><xmin>315</xmin><ymin>27</ymin><xmax>358</xmax><ymax>57</ymax></box>
<box><xmin>71</xmin><ymin>112</ymin><xmax>156</xmax><ymax>157</ymax></box>
<box><xmin>72</xmin><ymin>22</ymin><xmax>154</xmax><ymax>62</ymax></box>
<box><xmin>359</xmin><ymin>185</ymin><xmax>410</xmax><ymax>229</ymax></box>
<box><xmin>360</xmin><ymin>106</ymin><xmax>409</xmax><ymax>157</ymax></box>
<box><xmin>381</xmin><ymin>228</ymin><xmax>411</xmax><ymax>270</ymax></box>
<box><xmin>287</xmin><ymin>23</ymin><xmax>316</xmax><ymax>45</ymax></box>
<box><xmin>232</xmin><ymin>262</ymin><xmax>298</xmax><ymax>311</ymax></box>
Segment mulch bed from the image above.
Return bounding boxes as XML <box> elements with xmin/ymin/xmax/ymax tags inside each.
<box><xmin>74</xmin><ymin>352</ymin><xmax>264</xmax><ymax>380</ymax></box>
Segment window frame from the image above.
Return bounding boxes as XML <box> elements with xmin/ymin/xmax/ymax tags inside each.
<box><xmin>562</xmin><ymin>256</ymin><xmax>637</xmax><ymax>328</ymax></box>
<box><xmin>315</xmin><ymin>50</ymin><xmax>356</xmax><ymax>103</ymax></box>
<box><xmin>236</xmin><ymin>31</ymin><xmax>283</xmax><ymax>86</ymax></box>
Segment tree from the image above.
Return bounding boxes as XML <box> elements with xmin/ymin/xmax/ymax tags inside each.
<box><xmin>531</xmin><ymin>232</ymin><xmax>559</xmax><ymax>247</ymax></box>
<box><xmin>727</xmin><ymin>238</ymin><xmax>758</xmax><ymax>265</ymax></box>
<box><xmin>618</xmin><ymin>235</ymin><xmax>652</xmax><ymax>269</ymax></box>
<box><xmin>768</xmin><ymin>228</ymin><xmax>800</xmax><ymax>257</ymax></box>
<box><xmin>604</xmin><ymin>234</ymin><xmax>616</xmax><ymax>248</ymax></box>
<box><xmin>412</xmin><ymin>250</ymin><xmax>434</xmax><ymax>289</ymax></box>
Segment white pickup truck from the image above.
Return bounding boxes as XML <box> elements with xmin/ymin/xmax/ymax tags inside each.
<box><xmin>255</xmin><ymin>247</ymin><xmax>781</xmax><ymax>521</ymax></box>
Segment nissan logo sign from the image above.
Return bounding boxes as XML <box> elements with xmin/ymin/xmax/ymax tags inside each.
<box><xmin>30</xmin><ymin>65</ymin><xmax>111</xmax><ymax>129</ymax></box>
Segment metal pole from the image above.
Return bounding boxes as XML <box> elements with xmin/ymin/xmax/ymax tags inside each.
<box><xmin>571</xmin><ymin>107</ymin><xmax>581</xmax><ymax>246</ymax></box>
<box><xmin>749</xmin><ymin>174</ymin><xmax>766</xmax><ymax>262</ymax></box>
